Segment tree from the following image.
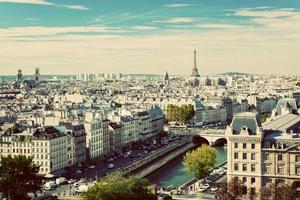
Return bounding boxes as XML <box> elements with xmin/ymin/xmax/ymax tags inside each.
<box><xmin>166</xmin><ymin>104</ymin><xmax>195</xmax><ymax>124</ymax></box>
<box><xmin>83</xmin><ymin>173</ymin><xmax>156</xmax><ymax>200</ymax></box>
<box><xmin>183</xmin><ymin>144</ymin><xmax>216</xmax><ymax>180</ymax></box>
<box><xmin>0</xmin><ymin>155</ymin><xmax>43</xmax><ymax>200</ymax></box>
<box><xmin>261</xmin><ymin>182</ymin><xmax>297</xmax><ymax>200</ymax></box>
<box><xmin>218</xmin><ymin>178</ymin><xmax>245</xmax><ymax>200</ymax></box>
<box><xmin>296</xmin><ymin>82</ymin><xmax>300</xmax><ymax>87</ymax></box>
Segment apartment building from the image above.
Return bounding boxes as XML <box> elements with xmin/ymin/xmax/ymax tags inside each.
<box><xmin>226</xmin><ymin>112</ymin><xmax>300</xmax><ymax>198</ymax></box>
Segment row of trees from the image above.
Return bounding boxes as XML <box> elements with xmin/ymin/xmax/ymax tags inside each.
<box><xmin>166</xmin><ymin>104</ymin><xmax>195</xmax><ymax>124</ymax></box>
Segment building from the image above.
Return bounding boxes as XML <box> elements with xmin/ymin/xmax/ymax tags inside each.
<box><xmin>59</xmin><ymin>122</ymin><xmax>86</xmax><ymax>164</ymax></box>
<box><xmin>109</xmin><ymin>122</ymin><xmax>123</xmax><ymax>151</ymax></box>
<box><xmin>84</xmin><ymin>111</ymin><xmax>110</xmax><ymax>159</ymax></box>
<box><xmin>226</xmin><ymin>112</ymin><xmax>300</xmax><ymax>198</ymax></box>
<box><xmin>194</xmin><ymin>106</ymin><xmax>227</xmax><ymax>125</ymax></box>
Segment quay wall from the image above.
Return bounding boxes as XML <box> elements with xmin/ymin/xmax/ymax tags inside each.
<box><xmin>134</xmin><ymin>142</ymin><xmax>196</xmax><ymax>178</ymax></box>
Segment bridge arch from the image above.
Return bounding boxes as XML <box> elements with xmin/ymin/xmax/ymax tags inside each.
<box><xmin>192</xmin><ymin>135</ymin><xmax>209</xmax><ymax>145</ymax></box>
<box><xmin>213</xmin><ymin>138</ymin><xmax>227</xmax><ymax>147</ymax></box>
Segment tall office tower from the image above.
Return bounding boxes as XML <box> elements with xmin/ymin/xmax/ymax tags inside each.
<box><xmin>17</xmin><ymin>69</ymin><xmax>23</xmax><ymax>81</ymax></box>
<box><xmin>191</xmin><ymin>50</ymin><xmax>200</xmax><ymax>77</ymax></box>
<box><xmin>35</xmin><ymin>68</ymin><xmax>40</xmax><ymax>82</ymax></box>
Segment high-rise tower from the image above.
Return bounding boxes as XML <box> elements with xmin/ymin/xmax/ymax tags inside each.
<box><xmin>17</xmin><ymin>69</ymin><xmax>23</xmax><ymax>81</ymax></box>
<box><xmin>191</xmin><ymin>50</ymin><xmax>200</xmax><ymax>77</ymax></box>
<box><xmin>35</xmin><ymin>68</ymin><xmax>40</xmax><ymax>82</ymax></box>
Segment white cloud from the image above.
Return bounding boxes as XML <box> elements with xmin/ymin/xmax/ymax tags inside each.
<box><xmin>154</xmin><ymin>17</ymin><xmax>194</xmax><ymax>23</ymax></box>
<box><xmin>163</xmin><ymin>4</ymin><xmax>191</xmax><ymax>8</ymax></box>
<box><xmin>0</xmin><ymin>0</ymin><xmax>52</xmax><ymax>5</ymax></box>
<box><xmin>0</xmin><ymin>26</ymin><xmax>125</xmax><ymax>39</ymax></box>
<box><xmin>60</xmin><ymin>5</ymin><xmax>88</xmax><ymax>11</ymax></box>
<box><xmin>235</xmin><ymin>8</ymin><xmax>297</xmax><ymax>18</ymax></box>
<box><xmin>196</xmin><ymin>23</ymin><xmax>244</xmax><ymax>29</ymax></box>
<box><xmin>131</xmin><ymin>25</ymin><xmax>157</xmax><ymax>30</ymax></box>
<box><xmin>0</xmin><ymin>0</ymin><xmax>89</xmax><ymax>10</ymax></box>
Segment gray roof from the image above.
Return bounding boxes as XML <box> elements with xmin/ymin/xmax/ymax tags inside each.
<box><xmin>263</xmin><ymin>114</ymin><xmax>300</xmax><ymax>132</ymax></box>
<box><xmin>275</xmin><ymin>98</ymin><xmax>297</xmax><ymax>115</ymax></box>
<box><xmin>232</xmin><ymin>112</ymin><xmax>260</xmax><ymax>135</ymax></box>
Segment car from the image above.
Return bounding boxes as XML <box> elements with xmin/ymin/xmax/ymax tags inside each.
<box><xmin>88</xmin><ymin>165</ymin><xmax>96</xmax><ymax>169</ymax></box>
<box><xmin>68</xmin><ymin>179</ymin><xmax>77</xmax><ymax>184</ymax></box>
<box><xmin>210</xmin><ymin>186</ymin><xmax>218</xmax><ymax>192</ymax></box>
<box><xmin>107</xmin><ymin>158</ymin><xmax>114</xmax><ymax>162</ymax></box>
<box><xmin>107</xmin><ymin>163</ymin><xmax>115</xmax><ymax>169</ymax></box>
<box><xmin>137</xmin><ymin>153</ymin><xmax>143</xmax><ymax>157</ymax></box>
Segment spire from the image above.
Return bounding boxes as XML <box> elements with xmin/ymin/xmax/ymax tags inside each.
<box><xmin>194</xmin><ymin>50</ymin><xmax>197</xmax><ymax>69</ymax></box>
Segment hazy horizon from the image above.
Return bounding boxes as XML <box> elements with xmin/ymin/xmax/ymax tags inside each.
<box><xmin>1</xmin><ymin>0</ymin><xmax>300</xmax><ymax>75</ymax></box>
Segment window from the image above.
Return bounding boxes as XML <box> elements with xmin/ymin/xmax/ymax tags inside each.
<box><xmin>234</xmin><ymin>163</ymin><xmax>239</xmax><ymax>171</ymax></box>
<box><xmin>243</xmin><ymin>164</ymin><xmax>247</xmax><ymax>171</ymax></box>
<box><xmin>265</xmin><ymin>153</ymin><xmax>269</xmax><ymax>160</ymax></box>
<box><xmin>234</xmin><ymin>152</ymin><xmax>239</xmax><ymax>159</ymax></box>
<box><xmin>243</xmin><ymin>153</ymin><xmax>247</xmax><ymax>160</ymax></box>
<box><xmin>251</xmin><ymin>164</ymin><xmax>256</xmax><ymax>172</ymax></box>
<box><xmin>278</xmin><ymin>166</ymin><xmax>283</xmax><ymax>174</ymax></box>
<box><xmin>242</xmin><ymin>177</ymin><xmax>247</xmax><ymax>183</ymax></box>
<box><xmin>234</xmin><ymin>143</ymin><xmax>238</xmax><ymax>148</ymax></box>
<box><xmin>266</xmin><ymin>165</ymin><xmax>270</xmax><ymax>174</ymax></box>
<box><xmin>250</xmin><ymin>188</ymin><xmax>256</xmax><ymax>196</ymax></box>
<box><xmin>251</xmin><ymin>178</ymin><xmax>255</xmax><ymax>184</ymax></box>
<box><xmin>243</xmin><ymin>143</ymin><xmax>247</xmax><ymax>149</ymax></box>
<box><xmin>251</xmin><ymin>153</ymin><xmax>255</xmax><ymax>160</ymax></box>
<box><xmin>296</xmin><ymin>155</ymin><xmax>300</xmax><ymax>162</ymax></box>
<box><xmin>251</xmin><ymin>143</ymin><xmax>255</xmax><ymax>149</ymax></box>
<box><xmin>278</xmin><ymin>154</ymin><xmax>283</xmax><ymax>161</ymax></box>
<box><xmin>296</xmin><ymin>166</ymin><xmax>300</xmax><ymax>175</ymax></box>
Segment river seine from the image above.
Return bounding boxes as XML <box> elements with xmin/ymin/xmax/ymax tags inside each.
<box><xmin>147</xmin><ymin>147</ymin><xmax>227</xmax><ymax>187</ymax></box>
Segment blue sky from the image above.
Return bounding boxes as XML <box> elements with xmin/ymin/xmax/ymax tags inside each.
<box><xmin>1</xmin><ymin>0</ymin><xmax>300</xmax><ymax>75</ymax></box>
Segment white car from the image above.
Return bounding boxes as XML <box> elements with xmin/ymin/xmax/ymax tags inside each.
<box><xmin>88</xmin><ymin>165</ymin><xmax>95</xmax><ymax>169</ymax></box>
<box><xmin>107</xmin><ymin>163</ymin><xmax>115</xmax><ymax>169</ymax></box>
<box><xmin>68</xmin><ymin>179</ymin><xmax>77</xmax><ymax>184</ymax></box>
<box><xmin>211</xmin><ymin>186</ymin><xmax>218</xmax><ymax>192</ymax></box>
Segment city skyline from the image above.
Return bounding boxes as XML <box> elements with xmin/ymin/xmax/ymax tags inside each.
<box><xmin>1</xmin><ymin>0</ymin><xmax>300</xmax><ymax>75</ymax></box>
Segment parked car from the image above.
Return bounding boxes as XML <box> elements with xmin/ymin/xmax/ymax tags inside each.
<box><xmin>55</xmin><ymin>177</ymin><xmax>67</xmax><ymax>185</ymax></box>
<box><xmin>43</xmin><ymin>181</ymin><xmax>57</xmax><ymax>191</ymax></box>
<box><xmin>68</xmin><ymin>179</ymin><xmax>76</xmax><ymax>184</ymax></box>
<box><xmin>107</xmin><ymin>163</ymin><xmax>115</xmax><ymax>169</ymax></box>
<box><xmin>211</xmin><ymin>186</ymin><xmax>218</xmax><ymax>192</ymax></box>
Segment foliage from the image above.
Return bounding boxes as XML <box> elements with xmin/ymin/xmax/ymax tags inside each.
<box><xmin>0</xmin><ymin>155</ymin><xmax>43</xmax><ymax>200</ymax></box>
<box><xmin>218</xmin><ymin>178</ymin><xmax>245</xmax><ymax>200</ymax></box>
<box><xmin>261</xmin><ymin>183</ymin><xmax>297</xmax><ymax>200</ymax></box>
<box><xmin>183</xmin><ymin>144</ymin><xmax>216</xmax><ymax>180</ymax></box>
<box><xmin>166</xmin><ymin>104</ymin><xmax>195</xmax><ymax>124</ymax></box>
<box><xmin>259</xmin><ymin>113</ymin><xmax>271</xmax><ymax>123</ymax></box>
<box><xmin>83</xmin><ymin>173</ymin><xmax>156</xmax><ymax>200</ymax></box>
<box><xmin>296</xmin><ymin>82</ymin><xmax>300</xmax><ymax>87</ymax></box>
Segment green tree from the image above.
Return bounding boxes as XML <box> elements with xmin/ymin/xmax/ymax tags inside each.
<box><xmin>83</xmin><ymin>173</ymin><xmax>156</xmax><ymax>200</ymax></box>
<box><xmin>219</xmin><ymin>178</ymin><xmax>245</xmax><ymax>200</ymax></box>
<box><xmin>183</xmin><ymin>144</ymin><xmax>216</xmax><ymax>180</ymax></box>
<box><xmin>0</xmin><ymin>155</ymin><xmax>43</xmax><ymax>200</ymax></box>
<box><xmin>296</xmin><ymin>82</ymin><xmax>300</xmax><ymax>87</ymax></box>
<box><xmin>261</xmin><ymin>183</ymin><xmax>297</xmax><ymax>200</ymax></box>
<box><xmin>166</xmin><ymin>104</ymin><xmax>195</xmax><ymax>124</ymax></box>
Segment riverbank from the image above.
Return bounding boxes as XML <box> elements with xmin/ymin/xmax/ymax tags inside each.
<box><xmin>134</xmin><ymin>142</ymin><xmax>196</xmax><ymax>178</ymax></box>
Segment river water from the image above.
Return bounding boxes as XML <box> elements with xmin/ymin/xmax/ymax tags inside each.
<box><xmin>147</xmin><ymin>147</ymin><xmax>227</xmax><ymax>188</ymax></box>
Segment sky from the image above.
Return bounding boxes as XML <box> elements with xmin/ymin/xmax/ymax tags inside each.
<box><xmin>0</xmin><ymin>0</ymin><xmax>300</xmax><ymax>75</ymax></box>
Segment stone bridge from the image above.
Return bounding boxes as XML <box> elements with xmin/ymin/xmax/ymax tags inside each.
<box><xmin>169</xmin><ymin>127</ymin><xmax>227</xmax><ymax>146</ymax></box>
